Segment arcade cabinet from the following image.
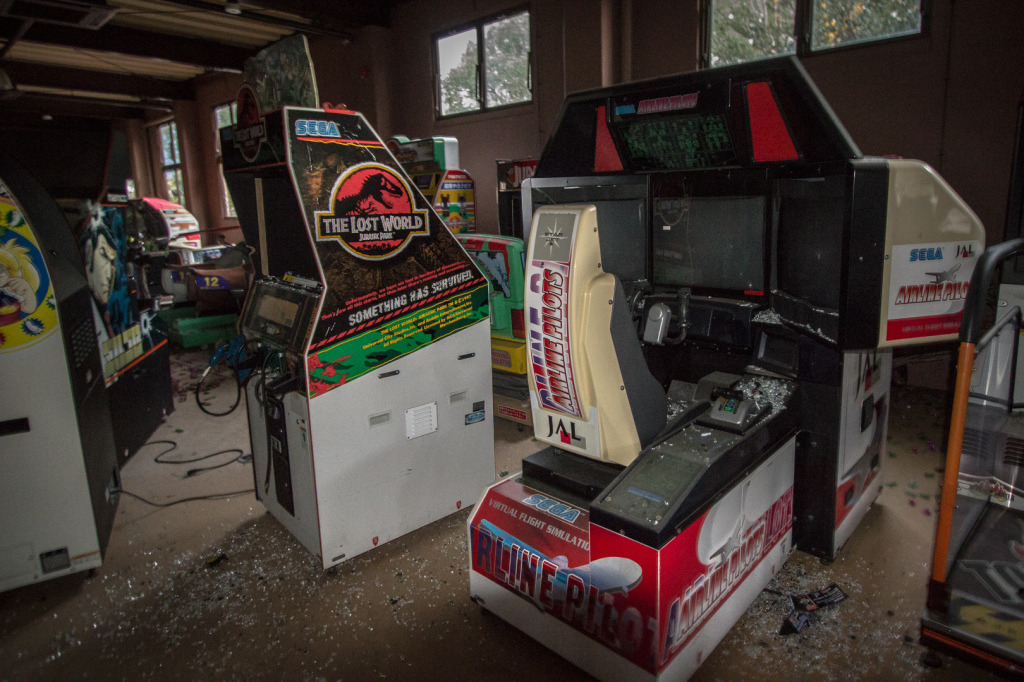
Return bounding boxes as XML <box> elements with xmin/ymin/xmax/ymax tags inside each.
<box><xmin>223</xmin><ymin>93</ymin><xmax>495</xmax><ymax>569</ymax></box>
<box><xmin>496</xmin><ymin>158</ymin><xmax>537</xmax><ymax>240</ymax></box>
<box><xmin>921</xmin><ymin>97</ymin><xmax>1024</xmax><ymax>674</ymax></box>
<box><xmin>389</xmin><ymin>135</ymin><xmax>477</xmax><ymax>233</ymax></box>
<box><xmin>456</xmin><ymin>233</ymin><xmax>532</xmax><ymax>427</ymax></box>
<box><xmin>469</xmin><ymin>57</ymin><xmax>984</xmax><ymax>680</ymax></box>
<box><xmin>922</xmin><ymin>240</ymin><xmax>1024</xmax><ymax>675</ymax></box>
<box><xmin>76</xmin><ymin>133</ymin><xmax>174</xmax><ymax>465</ymax></box>
<box><xmin>0</xmin><ymin>149</ymin><xmax>119</xmax><ymax>593</ymax></box>
<box><xmin>131</xmin><ymin>197</ymin><xmax>231</xmax><ymax>304</ymax></box>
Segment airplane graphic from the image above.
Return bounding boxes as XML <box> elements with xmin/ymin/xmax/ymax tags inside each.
<box><xmin>926</xmin><ymin>262</ymin><xmax>960</xmax><ymax>284</ymax></box>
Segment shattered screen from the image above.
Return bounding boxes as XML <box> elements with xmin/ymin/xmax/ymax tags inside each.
<box><xmin>652</xmin><ymin>196</ymin><xmax>765</xmax><ymax>292</ymax></box>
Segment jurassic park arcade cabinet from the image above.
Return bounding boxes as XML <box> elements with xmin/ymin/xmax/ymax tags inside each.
<box><xmin>468</xmin><ymin>57</ymin><xmax>984</xmax><ymax>680</ymax></box>
<box><xmin>223</xmin><ymin>97</ymin><xmax>495</xmax><ymax>570</ymax></box>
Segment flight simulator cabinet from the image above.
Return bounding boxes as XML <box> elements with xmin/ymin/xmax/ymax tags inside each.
<box><xmin>223</xmin><ymin>104</ymin><xmax>495</xmax><ymax>570</ymax></box>
<box><xmin>469</xmin><ymin>57</ymin><xmax>984</xmax><ymax>680</ymax></box>
<box><xmin>0</xmin><ymin>150</ymin><xmax>120</xmax><ymax>592</ymax></box>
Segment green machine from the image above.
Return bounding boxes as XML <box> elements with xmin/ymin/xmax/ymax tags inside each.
<box><xmin>455</xmin><ymin>233</ymin><xmax>530</xmax><ymax>426</ymax></box>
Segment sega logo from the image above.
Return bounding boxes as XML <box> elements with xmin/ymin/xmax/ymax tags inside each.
<box><xmin>295</xmin><ymin>119</ymin><xmax>341</xmax><ymax>138</ymax></box>
<box><xmin>910</xmin><ymin>247</ymin><xmax>944</xmax><ymax>262</ymax></box>
<box><xmin>523</xmin><ymin>493</ymin><xmax>581</xmax><ymax>523</ymax></box>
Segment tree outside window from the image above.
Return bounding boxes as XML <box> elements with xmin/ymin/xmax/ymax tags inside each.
<box><xmin>811</xmin><ymin>0</ymin><xmax>921</xmax><ymax>51</ymax></box>
<box><xmin>708</xmin><ymin>0</ymin><xmax>923</xmax><ymax>68</ymax></box>
<box><xmin>436</xmin><ymin>9</ymin><xmax>531</xmax><ymax>118</ymax></box>
<box><xmin>158</xmin><ymin>121</ymin><xmax>186</xmax><ymax>208</ymax></box>
<box><xmin>214</xmin><ymin>102</ymin><xmax>238</xmax><ymax>218</ymax></box>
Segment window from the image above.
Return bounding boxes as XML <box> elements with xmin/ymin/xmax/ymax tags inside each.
<box><xmin>706</xmin><ymin>0</ymin><xmax>923</xmax><ymax>68</ymax></box>
<box><xmin>214</xmin><ymin>102</ymin><xmax>238</xmax><ymax>218</ymax></box>
<box><xmin>810</xmin><ymin>0</ymin><xmax>922</xmax><ymax>51</ymax></box>
<box><xmin>158</xmin><ymin>121</ymin><xmax>186</xmax><ymax>208</ymax></box>
<box><xmin>435</xmin><ymin>8</ymin><xmax>531</xmax><ymax>118</ymax></box>
<box><xmin>709</xmin><ymin>0</ymin><xmax>797</xmax><ymax>68</ymax></box>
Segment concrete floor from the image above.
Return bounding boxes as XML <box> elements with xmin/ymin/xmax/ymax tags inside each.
<box><xmin>0</xmin><ymin>349</ymin><xmax>1004</xmax><ymax>681</ymax></box>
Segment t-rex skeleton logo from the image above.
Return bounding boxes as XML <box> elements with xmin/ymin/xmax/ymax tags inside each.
<box><xmin>314</xmin><ymin>162</ymin><xmax>428</xmax><ymax>260</ymax></box>
<box><xmin>334</xmin><ymin>171</ymin><xmax>404</xmax><ymax>216</ymax></box>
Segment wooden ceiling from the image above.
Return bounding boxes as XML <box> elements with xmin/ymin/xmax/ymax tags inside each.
<box><xmin>0</xmin><ymin>0</ymin><xmax>395</xmax><ymax>122</ymax></box>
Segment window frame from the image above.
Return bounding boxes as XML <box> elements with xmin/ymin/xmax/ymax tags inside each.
<box><xmin>157</xmin><ymin>120</ymin><xmax>186</xmax><ymax>209</ymax></box>
<box><xmin>213</xmin><ymin>101</ymin><xmax>238</xmax><ymax>220</ymax></box>
<box><xmin>433</xmin><ymin>6</ymin><xmax>533</xmax><ymax>120</ymax></box>
<box><xmin>700</xmin><ymin>0</ymin><xmax>931</xmax><ymax>69</ymax></box>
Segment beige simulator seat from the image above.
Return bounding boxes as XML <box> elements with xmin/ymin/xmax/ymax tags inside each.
<box><xmin>526</xmin><ymin>204</ymin><xmax>666</xmax><ymax>466</ymax></box>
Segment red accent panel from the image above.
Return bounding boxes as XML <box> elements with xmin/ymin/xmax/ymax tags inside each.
<box><xmin>746</xmin><ymin>82</ymin><xmax>799</xmax><ymax>163</ymax></box>
<box><xmin>594</xmin><ymin>105</ymin><xmax>624</xmax><ymax>172</ymax></box>
<box><xmin>886</xmin><ymin>311</ymin><xmax>963</xmax><ymax>341</ymax></box>
<box><xmin>511</xmin><ymin>308</ymin><xmax>525</xmax><ymax>339</ymax></box>
<box><xmin>835</xmin><ymin>467</ymin><xmax>878</xmax><ymax>529</ymax></box>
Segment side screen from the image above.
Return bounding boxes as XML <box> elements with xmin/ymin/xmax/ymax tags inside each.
<box><xmin>652</xmin><ymin>196</ymin><xmax>765</xmax><ymax>293</ymax></box>
<box><xmin>776</xmin><ymin>176</ymin><xmax>846</xmax><ymax>310</ymax></box>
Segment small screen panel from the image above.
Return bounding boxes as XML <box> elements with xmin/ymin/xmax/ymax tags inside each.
<box><xmin>616</xmin><ymin>114</ymin><xmax>737</xmax><ymax>171</ymax></box>
<box><xmin>257</xmin><ymin>296</ymin><xmax>299</xmax><ymax>327</ymax></box>
<box><xmin>652</xmin><ymin>196</ymin><xmax>765</xmax><ymax>292</ymax></box>
<box><xmin>242</xmin><ymin>277</ymin><xmax>320</xmax><ymax>353</ymax></box>
<box><xmin>757</xmin><ymin>331</ymin><xmax>799</xmax><ymax>376</ymax></box>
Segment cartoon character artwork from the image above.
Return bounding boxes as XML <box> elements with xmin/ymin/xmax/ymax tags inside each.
<box><xmin>0</xmin><ymin>180</ymin><xmax>57</xmax><ymax>353</ymax></box>
<box><xmin>431</xmin><ymin>170</ymin><xmax>475</xmax><ymax>233</ymax></box>
<box><xmin>469</xmin><ymin>250</ymin><xmax>512</xmax><ymax>298</ymax></box>
<box><xmin>78</xmin><ymin>201</ymin><xmax>162</xmax><ymax>383</ymax></box>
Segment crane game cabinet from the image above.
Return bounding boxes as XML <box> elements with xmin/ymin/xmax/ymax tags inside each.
<box><xmin>223</xmin><ymin>95</ymin><xmax>495</xmax><ymax>569</ymax></box>
<box><xmin>387</xmin><ymin>135</ymin><xmax>476</xmax><ymax>233</ymax></box>
<box><xmin>468</xmin><ymin>57</ymin><xmax>985</xmax><ymax>680</ymax></box>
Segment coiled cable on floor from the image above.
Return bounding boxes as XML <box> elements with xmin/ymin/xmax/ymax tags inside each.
<box><xmin>113</xmin><ymin>441</ymin><xmax>255</xmax><ymax>507</ymax></box>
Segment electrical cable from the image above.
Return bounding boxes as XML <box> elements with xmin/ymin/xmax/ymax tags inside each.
<box><xmin>195</xmin><ymin>338</ymin><xmax>260</xmax><ymax>417</ymax></box>
<box><xmin>195</xmin><ymin>369</ymin><xmax>242</xmax><ymax>416</ymax></box>
<box><xmin>114</xmin><ymin>488</ymin><xmax>255</xmax><ymax>508</ymax></box>
<box><xmin>260</xmin><ymin>350</ymin><xmax>282</xmax><ymax>496</ymax></box>
<box><xmin>143</xmin><ymin>439</ymin><xmax>249</xmax><ymax>475</ymax></box>
<box><xmin>113</xmin><ymin>441</ymin><xmax>255</xmax><ymax>507</ymax></box>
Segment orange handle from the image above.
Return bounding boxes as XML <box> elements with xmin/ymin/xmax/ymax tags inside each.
<box><xmin>931</xmin><ymin>341</ymin><xmax>975</xmax><ymax>584</ymax></box>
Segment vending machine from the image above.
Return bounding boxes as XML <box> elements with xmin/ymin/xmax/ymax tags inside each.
<box><xmin>223</xmin><ymin>98</ymin><xmax>495</xmax><ymax>570</ymax></box>
<box><xmin>469</xmin><ymin>57</ymin><xmax>985</xmax><ymax>680</ymax></box>
<box><xmin>0</xmin><ymin>149</ymin><xmax>120</xmax><ymax>592</ymax></box>
<box><xmin>496</xmin><ymin>158</ymin><xmax>536</xmax><ymax>240</ymax></box>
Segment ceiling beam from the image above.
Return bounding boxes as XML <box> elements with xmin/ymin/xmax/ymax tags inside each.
<box><xmin>162</xmin><ymin>0</ymin><xmax>358</xmax><ymax>39</ymax></box>
<box><xmin>241</xmin><ymin>0</ymin><xmax>392</xmax><ymax>29</ymax></box>
<box><xmin>3</xmin><ymin>60</ymin><xmax>194</xmax><ymax>99</ymax></box>
<box><xmin>0</xmin><ymin>109</ymin><xmax>114</xmax><ymax>130</ymax></box>
<box><xmin>0</xmin><ymin>16</ymin><xmax>251</xmax><ymax>71</ymax></box>
<box><xmin>0</xmin><ymin>94</ymin><xmax>151</xmax><ymax>120</ymax></box>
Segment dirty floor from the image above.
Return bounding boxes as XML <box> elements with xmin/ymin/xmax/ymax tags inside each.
<box><xmin>0</xmin><ymin>350</ymin><xmax>1002</xmax><ymax>680</ymax></box>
